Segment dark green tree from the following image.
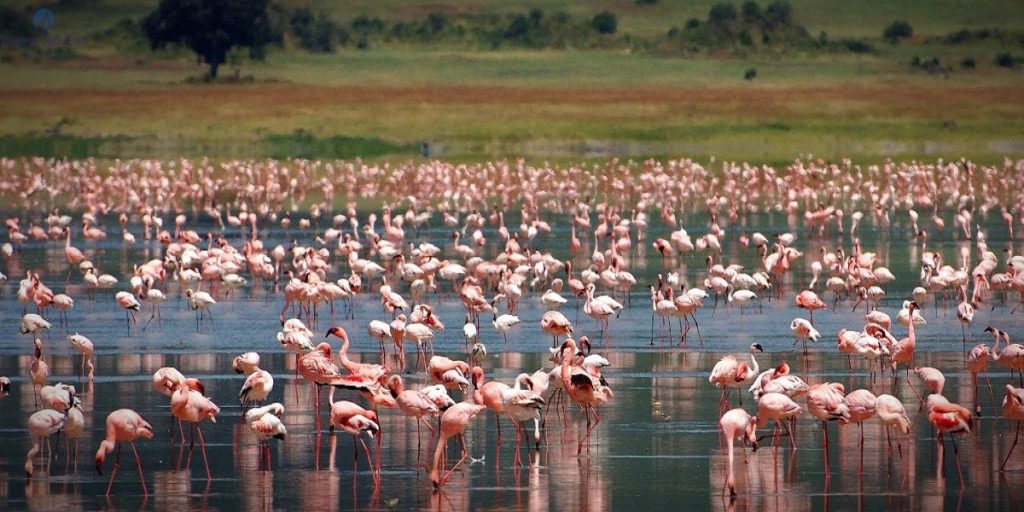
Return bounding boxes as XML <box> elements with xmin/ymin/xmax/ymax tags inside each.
<box><xmin>143</xmin><ymin>0</ymin><xmax>279</xmax><ymax>78</ymax></box>
<box><xmin>883</xmin><ymin>20</ymin><xmax>913</xmax><ymax>43</ymax></box>
<box><xmin>591</xmin><ymin>11</ymin><xmax>617</xmax><ymax>34</ymax></box>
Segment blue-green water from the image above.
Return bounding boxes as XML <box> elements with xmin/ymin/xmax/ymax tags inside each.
<box><xmin>0</xmin><ymin>210</ymin><xmax>1022</xmax><ymax>511</ymax></box>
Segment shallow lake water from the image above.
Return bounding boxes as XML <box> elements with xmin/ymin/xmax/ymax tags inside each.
<box><xmin>1</xmin><ymin>211</ymin><xmax>1023</xmax><ymax>511</ymax></box>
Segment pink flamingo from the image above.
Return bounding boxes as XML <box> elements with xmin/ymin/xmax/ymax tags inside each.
<box><xmin>387</xmin><ymin>375</ymin><xmax>441</xmax><ymax>457</ymax></box>
<box><xmin>1000</xmin><ymin>385</ymin><xmax>1024</xmax><ymax>471</ymax></box>
<box><xmin>806</xmin><ymin>382</ymin><xmax>850</xmax><ymax>478</ymax></box>
<box><xmin>719</xmin><ymin>407</ymin><xmax>757</xmax><ymax>497</ymax></box>
<box><xmin>327</xmin><ymin>326</ymin><xmax>389</xmax><ymax>381</ymax></box>
<box><xmin>988</xmin><ymin>327</ymin><xmax>1024</xmax><ymax>385</ymax></box>
<box><xmin>472</xmin><ymin>366</ymin><xmax>511</xmax><ymax>445</ymax></box>
<box><xmin>170</xmin><ymin>376</ymin><xmax>220</xmax><ymax>480</ymax></box>
<box><xmin>430</xmin><ymin>400</ymin><xmax>486</xmax><ymax>490</ymax></box>
<box><xmin>926</xmin><ymin>394</ymin><xmax>971</xmax><ymax>487</ymax></box>
<box><xmin>875</xmin><ymin>394</ymin><xmax>910</xmax><ymax>460</ymax></box>
<box><xmin>329</xmin><ymin>400</ymin><xmax>381</xmax><ymax>486</ymax></box>
<box><xmin>25</xmin><ymin>409</ymin><xmax>65</xmax><ymax>478</ymax></box>
<box><xmin>755</xmin><ymin>392</ymin><xmax>801</xmax><ymax>449</ymax></box>
<box><xmin>890</xmin><ymin>301</ymin><xmax>920</xmax><ymax>394</ymax></box>
<box><xmin>95</xmin><ymin>409</ymin><xmax>153</xmax><ymax>495</ymax></box>
<box><xmin>968</xmin><ymin>343</ymin><xmax>994</xmax><ymax>416</ymax></box>
<box><xmin>501</xmin><ymin>373</ymin><xmax>545</xmax><ymax>466</ymax></box>
<box><xmin>795</xmin><ymin>290</ymin><xmax>827</xmax><ymax>326</ymax></box>
<box><xmin>560</xmin><ymin>337</ymin><xmax>613</xmax><ymax>455</ymax></box>
<box><xmin>842</xmin><ymin>388</ymin><xmax>877</xmax><ymax>475</ymax></box>
<box><xmin>246</xmin><ymin>403</ymin><xmax>286</xmax><ymax>467</ymax></box>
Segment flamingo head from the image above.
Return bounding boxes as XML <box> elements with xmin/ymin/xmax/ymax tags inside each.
<box><xmin>750</xmin><ymin>343</ymin><xmax>764</xmax><ymax>353</ymax></box>
<box><xmin>325</xmin><ymin>326</ymin><xmax>347</xmax><ymax>340</ymax></box>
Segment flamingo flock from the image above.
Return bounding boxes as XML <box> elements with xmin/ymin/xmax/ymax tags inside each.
<box><xmin>1</xmin><ymin>155</ymin><xmax>1023</xmax><ymax>504</ymax></box>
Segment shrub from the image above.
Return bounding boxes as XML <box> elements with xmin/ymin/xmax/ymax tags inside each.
<box><xmin>744</xmin><ymin>67</ymin><xmax>757</xmax><ymax>80</ymax></box>
<box><xmin>960</xmin><ymin>57</ymin><xmax>975</xmax><ymax>69</ymax></box>
<box><xmin>884</xmin><ymin>20</ymin><xmax>913</xmax><ymax>43</ymax></box>
<box><xmin>995</xmin><ymin>52</ymin><xmax>1014</xmax><ymax>68</ymax></box>
<box><xmin>591</xmin><ymin>11</ymin><xmax>617</xmax><ymax>34</ymax></box>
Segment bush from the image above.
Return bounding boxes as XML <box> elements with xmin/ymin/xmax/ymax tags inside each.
<box><xmin>636</xmin><ymin>0</ymin><xmax>658</xmax><ymax>4</ymax></box>
<box><xmin>741</xmin><ymin>2</ymin><xmax>761</xmax><ymax>23</ymax></box>
<box><xmin>995</xmin><ymin>52</ymin><xmax>1014</xmax><ymax>68</ymax></box>
<box><xmin>708</xmin><ymin>3</ymin><xmax>738</xmax><ymax>28</ymax></box>
<box><xmin>764</xmin><ymin>1</ymin><xmax>793</xmax><ymax>27</ymax></box>
<box><xmin>744</xmin><ymin>67</ymin><xmax>757</xmax><ymax>80</ymax></box>
<box><xmin>960</xmin><ymin>57</ymin><xmax>975</xmax><ymax>69</ymax></box>
<box><xmin>591</xmin><ymin>11</ymin><xmax>617</xmax><ymax>34</ymax></box>
<box><xmin>842</xmin><ymin>38</ymin><xmax>873</xmax><ymax>53</ymax></box>
<box><xmin>884</xmin><ymin>20</ymin><xmax>913</xmax><ymax>43</ymax></box>
<box><xmin>291</xmin><ymin>8</ymin><xmax>336</xmax><ymax>52</ymax></box>
<box><xmin>684</xmin><ymin>18</ymin><xmax>701</xmax><ymax>29</ymax></box>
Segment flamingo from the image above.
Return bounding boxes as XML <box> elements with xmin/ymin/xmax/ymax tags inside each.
<box><xmin>926</xmin><ymin>394</ymin><xmax>971</xmax><ymax>487</ymax></box>
<box><xmin>795</xmin><ymin>290</ymin><xmax>827</xmax><ymax>325</ymax></box>
<box><xmin>115</xmin><ymin>291</ymin><xmax>140</xmax><ymax>334</ymax></box>
<box><xmin>67</xmin><ymin>333</ymin><xmax>94</xmax><ymax>383</ymax></box>
<box><xmin>559</xmin><ymin>337</ymin><xmax>612</xmax><ymax>455</ymax></box>
<box><xmin>842</xmin><ymin>388</ymin><xmax>877</xmax><ymax>474</ymax></box>
<box><xmin>232</xmin><ymin>352</ymin><xmax>261</xmax><ymax>375</ymax></box>
<box><xmin>988</xmin><ymin>327</ymin><xmax>1024</xmax><ymax>385</ymax></box>
<box><xmin>708</xmin><ymin>343</ymin><xmax>763</xmax><ymax>410</ymax></box>
<box><xmin>806</xmin><ymin>382</ymin><xmax>850</xmax><ymax>478</ymax></box>
<box><xmin>170</xmin><ymin>376</ymin><xmax>220</xmax><ymax>480</ymax></box>
<box><xmin>968</xmin><ymin>343</ymin><xmax>993</xmax><ymax>416</ymax></box>
<box><xmin>246</xmin><ymin>403</ymin><xmax>286</xmax><ymax>466</ymax></box>
<box><xmin>472</xmin><ymin>366</ymin><xmax>511</xmax><ymax>445</ymax></box>
<box><xmin>754</xmin><ymin>392</ymin><xmax>801</xmax><ymax>449</ymax></box>
<box><xmin>387</xmin><ymin>375</ymin><xmax>441</xmax><ymax>456</ymax></box>
<box><xmin>329</xmin><ymin>400</ymin><xmax>381</xmax><ymax>486</ymax></box>
<box><xmin>719</xmin><ymin>407</ymin><xmax>757</xmax><ymax>497</ymax></box>
<box><xmin>790</xmin><ymin>318</ymin><xmax>820</xmax><ymax>354</ymax></box>
<box><xmin>25</xmin><ymin>409</ymin><xmax>65</xmax><ymax>478</ymax></box>
<box><xmin>492</xmin><ymin>311</ymin><xmax>522</xmax><ymax>345</ymax></box>
<box><xmin>185</xmin><ymin>289</ymin><xmax>216</xmax><ymax>330</ymax></box>
<box><xmin>429</xmin><ymin>400</ymin><xmax>486</xmax><ymax>490</ymax></box>
<box><xmin>20</xmin><ymin>313</ymin><xmax>51</xmax><ymax>334</ymax></box>
<box><xmin>1000</xmin><ymin>385</ymin><xmax>1024</xmax><ymax>471</ymax></box>
<box><xmin>95</xmin><ymin>409</ymin><xmax>153</xmax><ymax>495</ymax></box>
<box><xmin>876</xmin><ymin>394</ymin><xmax>910</xmax><ymax>460</ymax></box>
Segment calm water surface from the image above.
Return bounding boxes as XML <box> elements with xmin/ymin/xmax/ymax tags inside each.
<box><xmin>1</xmin><ymin>211</ymin><xmax>1023</xmax><ymax>511</ymax></box>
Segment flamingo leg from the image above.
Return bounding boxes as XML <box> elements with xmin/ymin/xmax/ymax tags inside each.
<box><xmin>131</xmin><ymin>441</ymin><xmax>148</xmax><ymax>495</ymax></box>
<box><xmin>196</xmin><ymin>424</ymin><xmax>211</xmax><ymax>480</ymax></box>
<box><xmin>951</xmin><ymin>435</ymin><xmax>965</xmax><ymax>488</ymax></box>
<box><xmin>821</xmin><ymin>421</ymin><xmax>831</xmax><ymax>478</ymax></box>
<box><xmin>1000</xmin><ymin>422</ymin><xmax>1020</xmax><ymax>472</ymax></box>
<box><xmin>106</xmin><ymin>442</ymin><xmax>121</xmax><ymax>496</ymax></box>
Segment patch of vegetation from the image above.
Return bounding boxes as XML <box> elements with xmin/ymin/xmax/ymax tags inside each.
<box><xmin>591</xmin><ymin>11</ymin><xmax>618</xmax><ymax>35</ymax></box>
<box><xmin>911</xmin><ymin>55</ymin><xmax>949</xmax><ymax>76</ymax></box>
<box><xmin>883</xmin><ymin>20</ymin><xmax>913</xmax><ymax>44</ymax></box>
<box><xmin>291</xmin><ymin>8</ymin><xmax>338</xmax><ymax>53</ymax></box>
<box><xmin>932</xmin><ymin>27</ymin><xmax>1024</xmax><ymax>46</ymax></box>
<box><xmin>0</xmin><ymin>5</ymin><xmax>34</xmax><ymax>39</ymax></box>
<box><xmin>994</xmin><ymin>52</ymin><xmax>1023</xmax><ymax>68</ymax></box>
<box><xmin>666</xmin><ymin>1</ymin><xmax>816</xmax><ymax>54</ymax></box>
<box><xmin>261</xmin><ymin>129</ymin><xmax>415</xmax><ymax>159</ymax></box>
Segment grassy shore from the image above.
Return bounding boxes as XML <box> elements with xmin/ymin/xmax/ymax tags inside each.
<box><xmin>0</xmin><ymin>1</ymin><xmax>1021</xmax><ymax>164</ymax></box>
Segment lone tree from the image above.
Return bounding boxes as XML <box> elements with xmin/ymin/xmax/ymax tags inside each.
<box><xmin>143</xmin><ymin>0</ymin><xmax>277</xmax><ymax>78</ymax></box>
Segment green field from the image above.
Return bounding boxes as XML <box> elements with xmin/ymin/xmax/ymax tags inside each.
<box><xmin>0</xmin><ymin>0</ymin><xmax>1022</xmax><ymax>164</ymax></box>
